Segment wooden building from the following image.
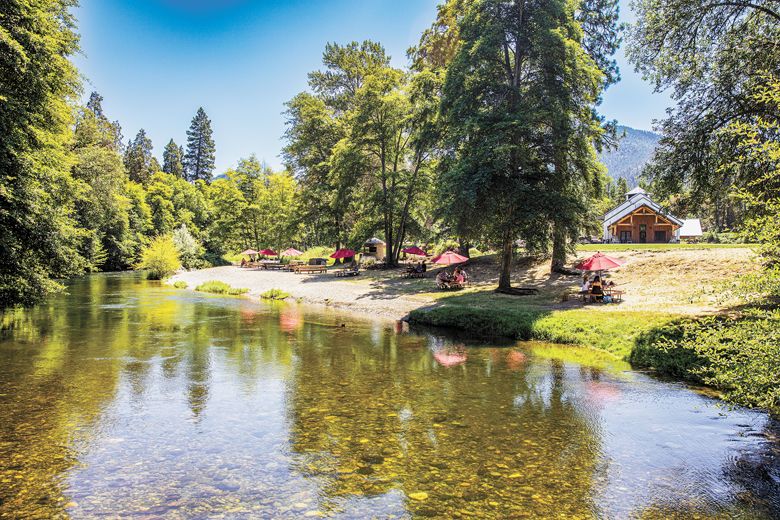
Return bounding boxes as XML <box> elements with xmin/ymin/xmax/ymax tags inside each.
<box><xmin>363</xmin><ymin>237</ymin><xmax>386</xmax><ymax>261</ymax></box>
<box><xmin>602</xmin><ymin>187</ymin><xmax>683</xmax><ymax>243</ymax></box>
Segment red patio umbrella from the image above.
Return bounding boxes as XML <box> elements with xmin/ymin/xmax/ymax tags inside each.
<box><xmin>431</xmin><ymin>251</ymin><xmax>468</xmax><ymax>265</ymax></box>
<box><xmin>259</xmin><ymin>249</ymin><xmax>277</xmax><ymax>256</ymax></box>
<box><xmin>402</xmin><ymin>246</ymin><xmax>428</xmax><ymax>256</ymax></box>
<box><xmin>330</xmin><ymin>248</ymin><xmax>356</xmax><ymax>259</ymax></box>
<box><xmin>575</xmin><ymin>252</ymin><xmax>625</xmax><ymax>272</ymax></box>
<box><xmin>281</xmin><ymin>247</ymin><xmax>303</xmax><ymax>257</ymax></box>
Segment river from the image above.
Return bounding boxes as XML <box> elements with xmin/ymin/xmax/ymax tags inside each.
<box><xmin>0</xmin><ymin>273</ymin><xmax>777</xmax><ymax>519</ymax></box>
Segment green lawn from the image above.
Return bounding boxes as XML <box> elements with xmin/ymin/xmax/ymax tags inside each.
<box><xmin>577</xmin><ymin>243</ymin><xmax>756</xmax><ymax>252</ymax></box>
<box><xmin>408</xmin><ymin>289</ymin><xmax>677</xmax><ymax>358</ymax></box>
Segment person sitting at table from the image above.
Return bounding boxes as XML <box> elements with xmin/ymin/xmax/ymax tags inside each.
<box><xmin>436</xmin><ymin>270</ymin><xmax>451</xmax><ymax>288</ymax></box>
<box><xmin>590</xmin><ymin>276</ymin><xmax>604</xmax><ymax>302</ymax></box>
<box><xmin>240</xmin><ymin>257</ymin><xmax>248</xmax><ymax>268</ymax></box>
<box><xmin>415</xmin><ymin>261</ymin><xmax>426</xmax><ymax>273</ymax></box>
<box><xmin>581</xmin><ymin>278</ymin><xmax>591</xmax><ymax>293</ymax></box>
<box><xmin>453</xmin><ymin>267</ymin><xmax>466</xmax><ymax>285</ymax></box>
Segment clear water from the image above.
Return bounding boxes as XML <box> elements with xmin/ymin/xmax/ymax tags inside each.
<box><xmin>0</xmin><ymin>273</ymin><xmax>778</xmax><ymax>519</ymax></box>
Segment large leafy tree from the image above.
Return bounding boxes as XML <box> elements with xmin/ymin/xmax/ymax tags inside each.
<box><xmin>184</xmin><ymin>107</ymin><xmax>216</xmax><ymax>183</ymax></box>
<box><xmin>415</xmin><ymin>0</ymin><xmax>619</xmax><ymax>272</ymax></box>
<box><xmin>0</xmin><ymin>0</ymin><xmax>87</xmax><ymax>306</ymax></box>
<box><xmin>628</xmin><ymin>0</ymin><xmax>780</xmax><ymax>230</ymax></box>
<box><xmin>162</xmin><ymin>139</ymin><xmax>185</xmax><ymax>178</ymax></box>
<box><xmin>123</xmin><ymin>129</ymin><xmax>157</xmax><ymax>184</ymax></box>
<box><xmin>72</xmin><ymin>93</ymin><xmax>140</xmax><ymax>270</ymax></box>
<box><xmin>285</xmin><ymin>41</ymin><xmax>439</xmax><ymax>265</ymax></box>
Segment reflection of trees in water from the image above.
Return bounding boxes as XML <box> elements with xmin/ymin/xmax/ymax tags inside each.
<box><xmin>0</xmin><ymin>274</ymin><xmax>295</xmax><ymax>516</ymax></box>
<box><xmin>286</xmin><ymin>331</ymin><xmax>602</xmax><ymax>518</ymax></box>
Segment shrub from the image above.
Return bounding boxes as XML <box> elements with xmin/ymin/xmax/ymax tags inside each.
<box><xmin>260</xmin><ymin>288</ymin><xmax>290</xmax><ymax>300</ymax></box>
<box><xmin>173</xmin><ymin>280</ymin><xmax>188</xmax><ymax>289</ymax></box>
<box><xmin>633</xmin><ymin>310</ymin><xmax>780</xmax><ymax>412</ymax></box>
<box><xmin>172</xmin><ymin>224</ymin><xmax>206</xmax><ymax>269</ymax></box>
<box><xmin>195</xmin><ymin>280</ymin><xmax>249</xmax><ymax>295</ymax></box>
<box><xmin>136</xmin><ymin>236</ymin><xmax>180</xmax><ymax>280</ymax></box>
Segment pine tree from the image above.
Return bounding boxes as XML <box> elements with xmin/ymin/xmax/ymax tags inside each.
<box><xmin>124</xmin><ymin>129</ymin><xmax>155</xmax><ymax>184</ymax></box>
<box><xmin>163</xmin><ymin>139</ymin><xmax>184</xmax><ymax>177</ymax></box>
<box><xmin>184</xmin><ymin>107</ymin><xmax>216</xmax><ymax>183</ymax></box>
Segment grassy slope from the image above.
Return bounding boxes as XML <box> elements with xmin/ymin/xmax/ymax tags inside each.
<box><xmin>409</xmin><ymin>245</ymin><xmax>758</xmax><ymax>360</ymax></box>
<box><xmin>408</xmin><ymin>290</ymin><xmax>676</xmax><ymax>358</ymax></box>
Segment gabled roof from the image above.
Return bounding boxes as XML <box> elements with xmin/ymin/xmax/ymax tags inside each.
<box><xmin>603</xmin><ymin>193</ymin><xmax>683</xmax><ymax>227</ymax></box>
<box><xmin>626</xmin><ymin>186</ymin><xmax>647</xmax><ymax>197</ymax></box>
<box><xmin>679</xmin><ymin>219</ymin><xmax>703</xmax><ymax>236</ymax></box>
<box><xmin>364</xmin><ymin>237</ymin><xmax>385</xmax><ymax>245</ymax></box>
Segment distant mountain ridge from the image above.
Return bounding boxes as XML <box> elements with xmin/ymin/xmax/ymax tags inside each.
<box><xmin>599</xmin><ymin>125</ymin><xmax>661</xmax><ymax>187</ymax></box>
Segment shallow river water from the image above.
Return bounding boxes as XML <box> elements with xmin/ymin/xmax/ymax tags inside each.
<box><xmin>0</xmin><ymin>273</ymin><xmax>778</xmax><ymax>519</ymax></box>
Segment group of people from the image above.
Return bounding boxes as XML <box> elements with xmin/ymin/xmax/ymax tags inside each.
<box><xmin>436</xmin><ymin>266</ymin><xmax>467</xmax><ymax>288</ymax></box>
<box><xmin>406</xmin><ymin>261</ymin><xmax>427</xmax><ymax>274</ymax></box>
<box><xmin>581</xmin><ymin>274</ymin><xmax>616</xmax><ymax>302</ymax></box>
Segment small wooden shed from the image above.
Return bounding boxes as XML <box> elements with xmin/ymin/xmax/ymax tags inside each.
<box><xmin>363</xmin><ymin>237</ymin><xmax>386</xmax><ymax>261</ymax></box>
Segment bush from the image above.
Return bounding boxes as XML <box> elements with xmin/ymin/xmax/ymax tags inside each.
<box><xmin>260</xmin><ymin>288</ymin><xmax>290</xmax><ymax>300</ymax></box>
<box><xmin>136</xmin><ymin>236</ymin><xmax>180</xmax><ymax>280</ymax></box>
<box><xmin>633</xmin><ymin>310</ymin><xmax>780</xmax><ymax>412</ymax></box>
<box><xmin>173</xmin><ymin>280</ymin><xmax>188</xmax><ymax>289</ymax></box>
<box><xmin>172</xmin><ymin>225</ymin><xmax>206</xmax><ymax>269</ymax></box>
<box><xmin>195</xmin><ymin>280</ymin><xmax>249</xmax><ymax>295</ymax></box>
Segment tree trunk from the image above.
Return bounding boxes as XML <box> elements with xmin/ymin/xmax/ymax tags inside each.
<box><xmin>550</xmin><ymin>223</ymin><xmax>567</xmax><ymax>273</ymax></box>
<box><xmin>498</xmin><ymin>230</ymin><xmax>514</xmax><ymax>290</ymax></box>
<box><xmin>458</xmin><ymin>237</ymin><xmax>471</xmax><ymax>258</ymax></box>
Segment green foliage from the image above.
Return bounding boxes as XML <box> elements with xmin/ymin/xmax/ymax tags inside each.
<box><xmin>633</xmin><ymin>311</ymin><xmax>780</xmax><ymax>413</ymax></box>
<box><xmin>172</xmin><ymin>224</ymin><xmax>205</xmax><ymax>269</ymax></box>
<box><xmin>438</xmin><ymin>0</ymin><xmax>617</xmax><ymax>285</ymax></box>
<box><xmin>184</xmin><ymin>107</ymin><xmax>216</xmax><ymax>183</ymax></box>
<box><xmin>206</xmin><ymin>159</ymin><xmax>302</xmax><ymax>254</ymax></box>
<box><xmin>260</xmin><ymin>288</ymin><xmax>290</xmax><ymax>300</ymax></box>
<box><xmin>162</xmin><ymin>139</ymin><xmax>185</xmax><ymax>178</ymax></box>
<box><xmin>0</xmin><ymin>0</ymin><xmax>88</xmax><ymax>307</ymax></box>
<box><xmin>409</xmin><ymin>293</ymin><xmax>675</xmax><ymax>358</ymax></box>
<box><xmin>136</xmin><ymin>236</ymin><xmax>180</xmax><ymax>280</ymax></box>
<box><xmin>123</xmin><ymin>129</ymin><xmax>157</xmax><ymax>184</ymax></box>
<box><xmin>195</xmin><ymin>281</ymin><xmax>248</xmax><ymax>295</ymax></box>
<box><xmin>172</xmin><ymin>280</ymin><xmax>188</xmax><ymax>289</ymax></box>
<box><xmin>628</xmin><ymin>0</ymin><xmax>779</xmax><ymax>231</ymax></box>
<box><xmin>284</xmin><ymin>41</ymin><xmax>439</xmax><ymax>265</ymax></box>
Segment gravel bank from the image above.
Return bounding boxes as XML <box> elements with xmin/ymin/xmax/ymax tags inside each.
<box><xmin>169</xmin><ymin>266</ymin><xmax>435</xmax><ymax>321</ymax></box>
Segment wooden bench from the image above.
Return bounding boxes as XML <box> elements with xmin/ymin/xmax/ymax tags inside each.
<box><xmin>260</xmin><ymin>263</ymin><xmax>286</xmax><ymax>270</ymax></box>
<box><xmin>402</xmin><ymin>271</ymin><xmax>426</xmax><ymax>279</ymax></box>
<box><xmin>293</xmin><ymin>265</ymin><xmax>327</xmax><ymax>274</ymax></box>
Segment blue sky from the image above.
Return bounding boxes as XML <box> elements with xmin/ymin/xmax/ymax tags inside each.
<box><xmin>74</xmin><ymin>0</ymin><xmax>672</xmax><ymax>173</ymax></box>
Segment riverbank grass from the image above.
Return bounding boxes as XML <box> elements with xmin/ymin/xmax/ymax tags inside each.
<box><xmin>260</xmin><ymin>288</ymin><xmax>290</xmax><ymax>300</ymax></box>
<box><xmin>195</xmin><ymin>280</ymin><xmax>249</xmax><ymax>295</ymax></box>
<box><xmin>409</xmin><ymin>290</ymin><xmax>677</xmax><ymax>358</ymax></box>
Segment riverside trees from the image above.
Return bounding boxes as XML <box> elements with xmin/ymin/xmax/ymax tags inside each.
<box><xmin>284</xmin><ymin>42</ymin><xmax>439</xmax><ymax>267</ymax></box>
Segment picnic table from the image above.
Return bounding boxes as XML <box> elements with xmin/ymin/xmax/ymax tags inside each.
<box><xmin>259</xmin><ymin>262</ymin><xmax>285</xmax><ymax>270</ymax></box>
<box><xmin>293</xmin><ymin>265</ymin><xmax>328</xmax><ymax>274</ymax></box>
<box><xmin>605</xmin><ymin>288</ymin><xmax>624</xmax><ymax>302</ymax></box>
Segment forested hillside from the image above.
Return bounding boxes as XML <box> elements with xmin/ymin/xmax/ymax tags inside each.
<box><xmin>599</xmin><ymin>125</ymin><xmax>660</xmax><ymax>186</ymax></box>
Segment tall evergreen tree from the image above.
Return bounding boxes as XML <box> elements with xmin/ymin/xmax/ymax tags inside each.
<box><xmin>123</xmin><ymin>129</ymin><xmax>156</xmax><ymax>184</ymax></box>
<box><xmin>184</xmin><ymin>107</ymin><xmax>216</xmax><ymax>183</ymax></box>
<box><xmin>0</xmin><ymin>0</ymin><xmax>87</xmax><ymax>306</ymax></box>
<box><xmin>163</xmin><ymin>139</ymin><xmax>185</xmax><ymax>177</ymax></box>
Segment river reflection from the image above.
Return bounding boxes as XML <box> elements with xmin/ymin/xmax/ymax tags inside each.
<box><xmin>0</xmin><ymin>273</ymin><xmax>777</xmax><ymax>518</ymax></box>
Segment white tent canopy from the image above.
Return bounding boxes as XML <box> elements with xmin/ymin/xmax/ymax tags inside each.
<box><xmin>679</xmin><ymin>219</ymin><xmax>703</xmax><ymax>237</ymax></box>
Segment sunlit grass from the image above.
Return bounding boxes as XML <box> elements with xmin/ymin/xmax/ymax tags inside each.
<box><xmin>195</xmin><ymin>280</ymin><xmax>249</xmax><ymax>295</ymax></box>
